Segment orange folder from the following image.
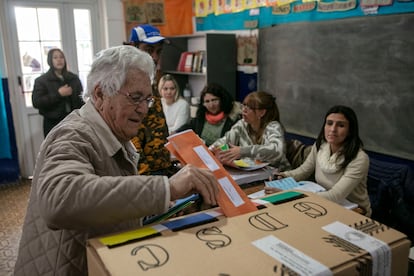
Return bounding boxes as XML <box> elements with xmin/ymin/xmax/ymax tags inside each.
<box><xmin>166</xmin><ymin>130</ymin><xmax>257</xmax><ymax>217</ymax></box>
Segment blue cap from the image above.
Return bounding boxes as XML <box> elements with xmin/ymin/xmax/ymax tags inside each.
<box><xmin>129</xmin><ymin>24</ymin><xmax>165</xmax><ymax>44</ymax></box>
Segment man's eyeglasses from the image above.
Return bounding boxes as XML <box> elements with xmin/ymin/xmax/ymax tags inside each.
<box><xmin>119</xmin><ymin>91</ymin><xmax>154</xmax><ymax>108</ymax></box>
<box><xmin>203</xmin><ymin>98</ymin><xmax>220</xmax><ymax>105</ymax></box>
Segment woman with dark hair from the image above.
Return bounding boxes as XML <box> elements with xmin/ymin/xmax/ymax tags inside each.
<box><xmin>32</xmin><ymin>48</ymin><xmax>84</xmax><ymax>136</ymax></box>
<box><xmin>266</xmin><ymin>105</ymin><xmax>371</xmax><ymax>216</ymax></box>
<box><xmin>210</xmin><ymin>91</ymin><xmax>291</xmax><ymax>171</ymax></box>
<box><xmin>177</xmin><ymin>83</ymin><xmax>241</xmax><ymax>146</ymax></box>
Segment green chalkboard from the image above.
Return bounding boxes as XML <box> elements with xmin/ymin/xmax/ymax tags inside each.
<box><xmin>259</xmin><ymin>13</ymin><xmax>414</xmax><ymax>160</ymax></box>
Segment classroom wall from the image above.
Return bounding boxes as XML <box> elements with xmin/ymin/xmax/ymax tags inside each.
<box><xmin>123</xmin><ymin>0</ymin><xmax>193</xmax><ymax>38</ymax></box>
<box><xmin>258</xmin><ymin>13</ymin><xmax>414</xmax><ymax>161</ymax></box>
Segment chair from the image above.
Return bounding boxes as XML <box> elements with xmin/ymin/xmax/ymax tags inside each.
<box><xmin>285</xmin><ymin>139</ymin><xmax>311</xmax><ymax>169</ymax></box>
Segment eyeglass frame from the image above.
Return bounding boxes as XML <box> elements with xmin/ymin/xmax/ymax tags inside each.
<box><xmin>118</xmin><ymin>90</ymin><xmax>155</xmax><ymax>108</ymax></box>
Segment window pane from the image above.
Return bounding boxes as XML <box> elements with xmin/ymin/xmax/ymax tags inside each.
<box><xmin>15</xmin><ymin>7</ymin><xmax>39</xmax><ymax>41</ymax></box>
<box><xmin>76</xmin><ymin>41</ymin><xmax>93</xmax><ymax>71</ymax></box>
<box><xmin>19</xmin><ymin>42</ymin><xmax>42</xmax><ymax>74</ymax></box>
<box><xmin>38</xmin><ymin>8</ymin><xmax>61</xmax><ymax>41</ymax></box>
<box><xmin>15</xmin><ymin>7</ymin><xmax>62</xmax><ymax>108</ymax></box>
<box><xmin>74</xmin><ymin>9</ymin><xmax>93</xmax><ymax>92</ymax></box>
<box><xmin>74</xmin><ymin>9</ymin><xmax>92</xmax><ymax>40</ymax></box>
<box><xmin>23</xmin><ymin>74</ymin><xmax>41</xmax><ymax>92</ymax></box>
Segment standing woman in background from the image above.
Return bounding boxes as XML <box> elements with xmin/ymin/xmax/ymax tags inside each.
<box><xmin>266</xmin><ymin>105</ymin><xmax>372</xmax><ymax>217</ymax></box>
<box><xmin>210</xmin><ymin>91</ymin><xmax>291</xmax><ymax>171</ymax></box>
<box><xmin>177</xmin><ymin>83</ymin><xmax>241</xmax><ymax>146</ymax></box>
<box><xmin>32</xmin><ymin>48</ymin><xmax>84</xmax><ymax>137</ymax></box>
<box><xmin>159</xmin><ymin>74</ymin><xmax>189</xmax><ymax>134</ymax></box>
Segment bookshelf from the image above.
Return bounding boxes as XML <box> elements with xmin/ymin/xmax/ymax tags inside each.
<box><xmin>160</xmin><ymin>33</ymin><xmax>236</xmax><ymax>99</ymax></box>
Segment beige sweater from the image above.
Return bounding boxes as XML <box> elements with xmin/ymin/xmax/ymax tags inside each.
<box><xmin>283</xmin><ymin>143</ymin><xmax>371</xmax><ymax>217</ymax></box>
<box><xmin>14</xmin><ymin>101</ymin><xmax>170</xmax><ymax>276</ymax></box>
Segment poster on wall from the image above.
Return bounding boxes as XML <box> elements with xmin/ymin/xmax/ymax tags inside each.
<box><xmin>145</xmin><ymin>1</ymin><xmax>165</xmax><ymax>25</ymax></box>
<box><xmin>237</xmin><ymin>36</ymin><xmax>258</xmax><ymax>66</ymax></box>
<box><xmin>124</xmin><ymin>2</ymin><xmax>147</xmax><ymax>23</ymax></box>
<box><xmin>123</xmin><ymin>0</ymin><xmax>164</xmax><ymax>24</ymax></box>
<box><xmin>123</xmin><ymin>0</ymin><xmax>166</xmax><ymax>41</ymax></box>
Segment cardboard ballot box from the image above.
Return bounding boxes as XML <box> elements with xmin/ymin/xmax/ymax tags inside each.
<box><xmin>87</xmin><ymin>192</ymin><xmax>411</xmax><ymax>276</ymax></box>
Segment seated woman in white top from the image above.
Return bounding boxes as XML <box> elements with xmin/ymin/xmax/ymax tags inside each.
<box><xmin>265</xmin><ymin>105</ymin><xmax>372</xmax><ymax>217</ymax></box>
<box><xmin>158</xmin><ymin>74</ymin><xmax>190</xmax><ymax>134</ymax></box>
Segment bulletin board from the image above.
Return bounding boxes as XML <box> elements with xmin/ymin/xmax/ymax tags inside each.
<box><xmin>122</xmin><ymin>0</ymin><xmax>193</xmax><ymax>41</ymax></box>
<box><xmin>258</xmin><ymin>13</ymin><xmax>414</xmax><ymax>161</ymax></box>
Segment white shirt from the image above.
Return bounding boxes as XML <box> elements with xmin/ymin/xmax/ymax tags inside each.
<box><xmin>161</xmin><ymin>97</ymin><xmax>190</xmax><ymax>134</ymax></box>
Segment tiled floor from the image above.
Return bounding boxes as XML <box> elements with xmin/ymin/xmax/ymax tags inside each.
<box><xmin>0</xmin><ymin>179</ymin><xmax>31</xmax><ymax>276</ymax></box>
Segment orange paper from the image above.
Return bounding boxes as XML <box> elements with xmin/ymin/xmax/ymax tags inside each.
<box><xmin>167</xmin><ymin>130</ymin><xmax>257</xmax><ymax>217</ymax></box>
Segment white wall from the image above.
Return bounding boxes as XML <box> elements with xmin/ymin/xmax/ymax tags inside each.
<box><xmin>103</xmin><ymin>0</ymin><xmax>126</xmax><ymax>47</ymax></box>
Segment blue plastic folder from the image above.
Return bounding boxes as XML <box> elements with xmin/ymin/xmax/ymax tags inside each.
<box><xmin>161</xmin><ymin>212</ymin><xmax>218</xmax><ymax>232</ymax></box>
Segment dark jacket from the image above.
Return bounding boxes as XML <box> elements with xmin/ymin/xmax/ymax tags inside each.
<box><xmin>32</xmin><ymin>69</ymin><xmax>84</xmax><ymax>121</ymax></box>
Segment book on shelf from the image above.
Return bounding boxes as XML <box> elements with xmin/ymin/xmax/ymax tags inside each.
<box><xmin>201</xmin><ymin>50</ymin><xmax>207</xmax><ymax>73</ymax></box>
<box><xmin>192</xmin><ymin>51</ymin><xmax>200</xmax><ymax>72</ymax></box>
<box><xmin>183</xmin><ymin>52</ymin><xmax>194</xmax><ymax>72</ymax></box>
<box><xmin>176</xmin><ymin>51</ymin><xmax>205</xmax><ymax>73</ymax></box>
<box><xmin>176</xmin><ymin>52</ymin><xmax>188</xmax><ymax>71</ymax></box>
<box><xmin>193</xmin><ymin>50</ymin><xmax>204</xmax><ymax>73</ymax></box>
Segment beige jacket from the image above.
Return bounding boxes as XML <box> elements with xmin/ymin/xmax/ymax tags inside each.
<box><xmin>14</xmin><ymin>101</ymin><xmax>169</xmax><ymax>276</ymax></box>
<box><xmin>284</xmin><ymin>143</ymin><xmax>371</xmax><ymax>217</ymax></box>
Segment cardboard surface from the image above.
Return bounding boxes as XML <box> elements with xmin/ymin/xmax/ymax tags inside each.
<box><xmin>87</xmin><ymin>192</ymin><xmax>411</xmax><ymax>276</ymax></box>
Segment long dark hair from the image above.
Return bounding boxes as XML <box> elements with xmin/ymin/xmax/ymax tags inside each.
<box><xmin>47</xmin><ymin>48</ymin><xmax>68</xmax><ymax>76</ymax></box>
<box><xmin>197</xmin><ymin>83</ymin><xmax>234</xmax><ymax>118</ymax></box>
<box><xmin>315</xmin><ymin>105</ymin><xmax>363</xmax><ymax>168</ymax></box>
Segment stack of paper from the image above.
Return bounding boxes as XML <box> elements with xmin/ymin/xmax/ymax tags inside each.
<box><xmin>227</xmin><ymin>166</ymin><xmax>277</xmax><ymax>185</ymax></box>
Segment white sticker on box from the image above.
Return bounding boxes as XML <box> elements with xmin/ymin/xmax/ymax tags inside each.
<box><xmin>252</xmin><ymin>235</ymin><xmax>333</xmax><ymax>276</ymax></box>
<box><xmin>322</xmin><ymin>221</ymin><xmax>391</xmax><ymax>276</ymax></box>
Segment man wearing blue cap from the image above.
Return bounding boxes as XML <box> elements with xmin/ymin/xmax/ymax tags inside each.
<box><xmin>126</xmin><ymin>24</ymin><xmax>177</xmax><ymax>176</ymax></box>
<box><xmin>129</xmin><ymin>24</ymin><xmax>166</xmax><ymax>67</ymax></box>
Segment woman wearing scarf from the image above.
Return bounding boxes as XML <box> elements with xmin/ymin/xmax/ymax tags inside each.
<box><xmin>177</xmin><ymin>83</ymin><xmax>241</xmax><ymax>146</ymax></box>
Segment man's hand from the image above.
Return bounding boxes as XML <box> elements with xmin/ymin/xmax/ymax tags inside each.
<box><xmin>169</xmin><ymin>164</ymin><xmax>219</xmax><ymax>206</ymax></box>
